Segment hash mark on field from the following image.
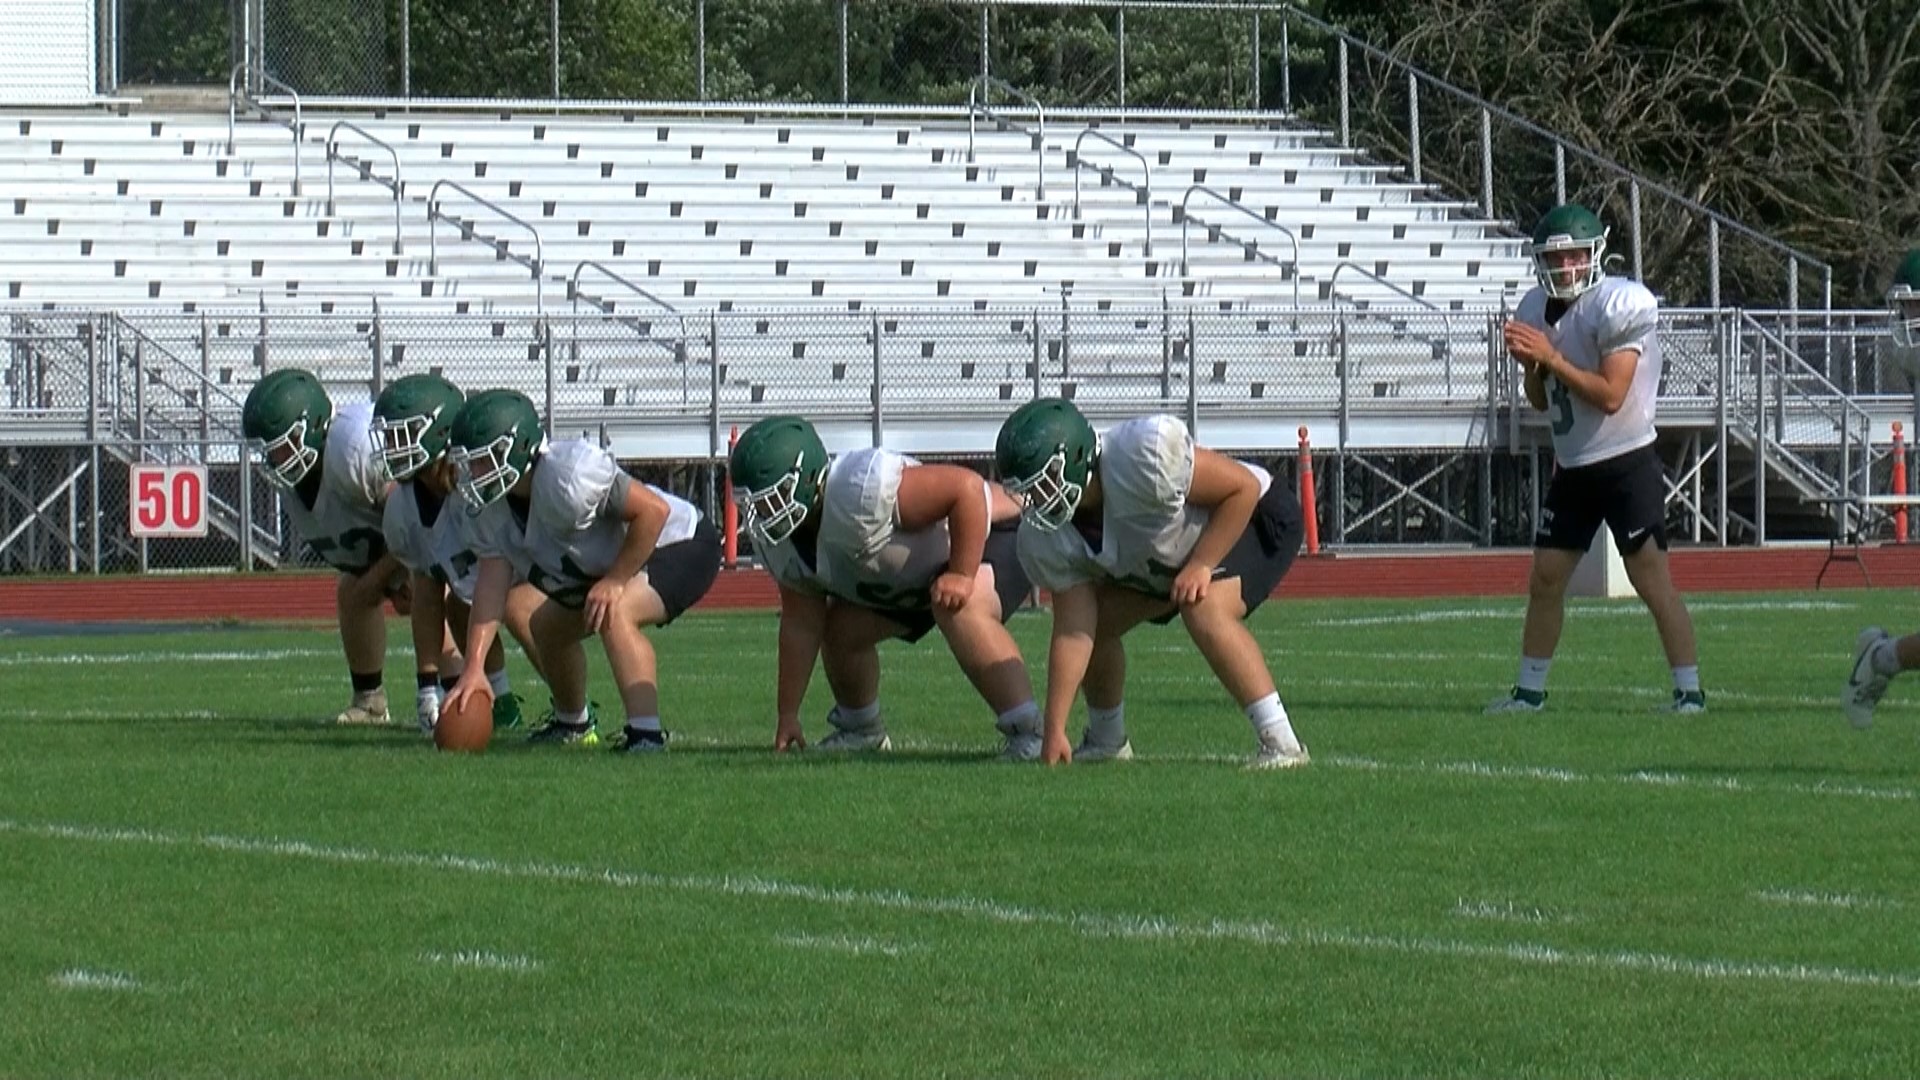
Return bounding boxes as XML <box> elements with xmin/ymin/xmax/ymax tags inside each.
<box><xmin>1451</xmin><ymin>899</ymin><xmax>1575</xmax><ymax>925</ymax></box>
<box><xmin>1755</xmin><ymin>889</ymin><xmax>1901</xmax><ymax>911</ymax></box>
<box><xmin>421</xmin><ymin>950</ymin><xmax>543</xmax><ymax>973</ymax></box>
<box><xmin>49</xmin><ymin>968</ymin><xmax>140</xmax><ymax>991</ymax></box>
<box><xmin>1311</xmin><ymin>598</ymin><xmax>1853</xmax><ymax>628</ymax></box>
<box><xmin>9</xmin><ymin>817</ymin><xmax>1920</xmax><ymax>993</ymax></box>
<box><xmin>774</xmin><ymin>933</ymin><xmax>920</xmax><ymax>958</ymax></box>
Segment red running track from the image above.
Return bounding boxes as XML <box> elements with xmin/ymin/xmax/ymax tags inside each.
<box><xmin>3</xmin><ymin>546</ymin><xmax>1917</xmax><ymax>624</ymax></box>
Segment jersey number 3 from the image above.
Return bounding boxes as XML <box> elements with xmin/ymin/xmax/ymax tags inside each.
<box><xmin>1547</xmin><ymin>376</ymin><xmax>1576</xmax><ymax>436</ymax></box>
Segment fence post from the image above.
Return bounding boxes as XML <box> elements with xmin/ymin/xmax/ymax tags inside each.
<box><xmin>871</xmin><ymin>313</ymin><xmax>884</xmax><ymax>448</ymax></box>
<box><xmin>238</xmin><ymin>436</ymin><xmax>254</xmax><ymax>571</ymax></box>
<box><xmin>1030</xmin><ymin>309</ymin><xmax>1043</xmax><ymax>400</ymax></box>
<box><xmin>724</xmin><ymin>425</ymin><xmax>739</xmax><ymax>568</ymax></box>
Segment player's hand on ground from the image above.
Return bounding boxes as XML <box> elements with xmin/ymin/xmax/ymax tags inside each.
<box><xmin>1503</xmin><ymin>320</ymin><xmax>1555</xmax><ymax>369</ymax></box>
<box><xmin>931</xmin><ymin>570</ymin><xmax>974</xmax><ymax>611</ymax></box>
<box><xmin>1171</xmin><ymin>562</ymin><xmax>1214</xmax><ymax>606</ymax></box>
<box><xmin>1042</xmin><ymin>731</ymin><xmax>1074</xmax><ymax>766</ymax></box>
<box><xmin>584</xmin><ymin>576</ymin><xmax>624</xmax><ymax>633</ymax></box>
<box><xmin>774</xmin><ymin>717</ymin><xmax>807</xmax><ymax>752</ymax></box>
<box><xmin>443</xmin><ymin>672</ymin><xmax>493</xmax><ymax>719</ymax></box>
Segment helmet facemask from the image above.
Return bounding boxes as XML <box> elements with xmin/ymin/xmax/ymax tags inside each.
<box><xmin>252</xmin><ymin>418</ymin><xmax>319</xmax><ymax>490</ymax></box>
<box><xmin>371</xmin><ymin>412</ymin><xmax>436</xmax><ymax>483</ymax></box>
<box><xmin>1530</xmin><ymin>232</ymin><xmax>1607</xmax><ymax>300</ymax></box>
<box><xmin>1006</xmin><ymin>449</ymin><xmax>1084</xmax><ymax>533</ymax></box>
<box><xmin>451</xmin><ymin>433</ymin><xmax>524</xmax><ymax>509</ymax></box>
<box><xmin>738</xmin><ymin>453</ymin><xmax>815</xmax><ymax>547</ymax></box>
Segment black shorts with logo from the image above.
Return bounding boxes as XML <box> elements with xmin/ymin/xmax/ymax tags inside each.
<box><xmin>865</xmin><ymin>522</ymin><xmax>1031</xmax><ymax>644</ymax></box>
<box><xmin>1536</xmin><ymin>443</ymin><xmax>1668</xmax><ymax>555</ymax></box>
<box><xmin>1147</xmin><ymin>478</ymin><xmax>1306</xmax><ymax>624</ymax></box>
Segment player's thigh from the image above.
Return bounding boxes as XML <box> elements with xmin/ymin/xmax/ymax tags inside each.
<box><xmin>825</xmin><ymin>599</ymin><xmax>917</xmax><ymax>651</ymax></box>
<box><xmin>1599</xmin><ymin>446</ymin><xmax>1669</xmax><ymax>554</ymax></box>
<box><xmin>445</xmin><ymin>594</ymin><xmax>473</xmax><ymax>642</ymax></box>
<box><xmin>530</xmin><ymin>595</ymin><xmax>590</xmax><ymax>644</ymax></box>
<box><xmin>1213</xmin><ymin>482</ymin><xmax>1305</xmax><ymax>618</ymax></box>
<box><xmin>1095</xmin><ymin>582</ymin><xmax>1178</xmax><ymax>638</ymax></box>
<box><xmin>1536</xmin><ymin>464</ymin><xmax>1606</xmax><ymax>552</ymax></box>
<box><xmin>638</xmin><ymin>519</ymin><xmax>723</xmax><ymax>626</ymax></box>
<box><xmin>610</xmin><ymin>575</ymin><xmax>670</xmax><ymax>630</ymax></box>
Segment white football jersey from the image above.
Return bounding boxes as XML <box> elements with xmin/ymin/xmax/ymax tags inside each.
<box><xmin>1515</xmin><ymin>275</ymin><xmax>1662</xmax><ymax>467</ymax></box>
<box><xmin>760</xmin><ymin>447</ymin><xmax>965</xmax><ymax>611</ymax></box>
<box><xmin>1017</xmin><ymin>415</ymin><xmax>1270</xmax><ymax>597</ymax></box>
<box><xmin>466</xmin><ymin>439</ymin><xmax>700</xmax><ymax>608</ymax></box>
<box><xmin>283</xmin><ymin>400</ymin><xmax>388</xmax><ymax>573</ymax></box>
<box><xmin>382</xmin><ymin>482</ymin><xmax>489</xmax><ymax>604</ymax></box>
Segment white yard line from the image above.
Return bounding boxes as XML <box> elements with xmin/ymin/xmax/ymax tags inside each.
<box><xmin>773</xmin><ymin>933</ymin><xmax>920</xmax><ymax>958</ymax></box>
<box><xmin>48</xmin><ymin>968</ymin><xmax>141</xmax><ymax>991</ymax></box>
<box><xmin>420</xmin><ymin>950</ymin><xmax>544</xmax><ymax>973</ymax></box>
<box><xmin>1450</xmin><ymin>899</ymin><xmax>1576</xmax><ymax>925</ymax></box>
<box><xmin>4</xmin><ymin>817</ymin><xmax>1917</xmax><ymax>993</ymax></box>
<box><xmin>1311</xmin><ymin>598</ymin><xmax>1855</xmax><ymax>628</ymax></box>
<box><xmin>1754</xmin><ymin>889</ymin><xmax>1901</xmax><ymax>911</ymax></box>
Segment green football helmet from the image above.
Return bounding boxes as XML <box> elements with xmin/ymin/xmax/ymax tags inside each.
<box><xmin>1528</xmin><ymin>203</ymin><xmax>1609</xmax><ymax>300</ymax></box>
<box><xmin>730</xmin><ymin>416</ymin><xmax>829</xmax><ymax>547</ymax></box>
<box><xmin>995</xmin><ymin>397</ymin><xmax>1097</xmax><ymax>532</ymax></box>
<box><xmin>372</xmin><ymin>373</ymin><xmax>466</xmax><ymax>483</ymax></box>
<box><xmin>242</xmin><ymin>368</ymin><xmax>333</xmax><ymax>490</ymax></box>
<box><xmin>1889</xmin><ymin>248</ymin><xmax>1920</xmax><ymax>349</ymax></box>
<box><xmin>447</xmin><ymin>388</ymin><xmax>545</xmax><ymax>509</ymax></box>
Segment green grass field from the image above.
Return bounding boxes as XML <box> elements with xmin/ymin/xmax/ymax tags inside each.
<box><xmin>6</xmin><ymin>590</ymin><xmax>1920</xmax><ymax>1079</ymax></box>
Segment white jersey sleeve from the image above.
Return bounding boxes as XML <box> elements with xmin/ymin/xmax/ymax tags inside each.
<box><xmin>1092</xmin><ymin>416</ymin><xmax>1270</xmax><ymax>597</ymax></box>
<box><xmin>325</xmin><ymin>401</ymin><xmax>388</xmax><ymax>511</ymax></box>
<box><xmin>760</xmin><ymin>538</ymin><xmax>826</xmax><ymax>596</ymax></box>
<box><xmin>523</xmin><ymin>441</ymin><xmax>702</xmax><ymax>606</ymax></box>
<box><xmin>815</xmin><ymin>448</ymin><xmax>952</xmax><ymax>611</ymax></box>
<box><xmin>1521</xmin><ymin>277</ymin><xmax>1663</xmax><ymax>468</ymax></box>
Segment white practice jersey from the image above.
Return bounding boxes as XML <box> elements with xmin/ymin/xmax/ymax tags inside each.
<box><xmin>1017</xmin><ymin>415</ymin><xmax>1270</xmax><ymax>597</ymax></box>
<box><xmin>465</xmin><ymin>439</ymin><xmax>700</xmax><ymax>607</ymax></box>
<box><xmin>382</xmin><ymin>482</ymin><xmax>489</xmax><ymax>604</ymax></box>
<box><xmin>1515</xmin><ymin>275</ymin><xmax>1663</xmax><ymax>467</ymax></box>
<box><xmin>760</xmin><ymin>447</ymin><xmax>961</xmax><ymax>612</ymax></box>
<box><xmin>284</xmin><ymin>400</ymin><xmax>388</xmax><ymax>573</ymax></box>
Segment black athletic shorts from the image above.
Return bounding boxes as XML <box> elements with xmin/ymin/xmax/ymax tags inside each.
<box><xmin>1535</xmin><ymin>443</ymin><xmax>1668</xmax><ymax>555</ymax></box>
<box><xmin>864</xmin><ymin>522</ymin><xmax>1031</xmax><ymax>644</ymax></box>
<box><xmin>642</xmin><ymin>515</ymin><xmax>723</xmax><ymax>624</ymax></box>
<box><xmin>1148</xmin><ymin>478</ymin><xmax>1305</xmax><ymax>624</ymax></box>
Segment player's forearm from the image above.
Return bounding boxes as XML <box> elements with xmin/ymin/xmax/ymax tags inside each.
<box><xmin>1044</xmin><ymin>631</ymin><xmax>1093</xmax><ymax>743</ymax></box>
<box><xmin>944</xmin><ymin>483</ymin><xmax>989</xmax><ymax>579</ymax></box>
<box><xmin>1187</xmin><ymin>488</ymin><xmax>1255</xmax><ymax>571</ymax></box>
<box><xmin>774</xmin><ymin>617</ymin><xmax>821</xmax><ymax>723</ymax></box>
<box><xmin>1540</xmin><ymin>352</ymin><xmax>1620</xmax><ymax>412</ymax></box>
<box><xmin>462</xmin><ymin>559</ymin><xmax>509</xmax><ymax>671</ymax></box>
<box><xmin>408</xmin><ymin>572</ymin><xmax>445</xmax><ymax>675</ymax></box>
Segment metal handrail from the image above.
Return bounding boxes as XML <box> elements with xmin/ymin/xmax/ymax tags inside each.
<box><xmin>967</xmin><ymin>75</ymin><xmax>1046</xmax><ymax>202</ymax></box>
<box><xmin>569</xmin><ymin>260</ymin><xmax>688</xmax><ymax>353</ymax></box>
<box><xmin>1177</xmin><ymin>184</ymin><xmax>1299</xmax><ymax>312</ymax></box>
<box><xmin>426</xmin><ymin>180</ymin><xmax>546</xmax><ymax>317</ymax></box>
<box><xmin>226</xmin><ymin>62</ymin><xmax>306</xmax><ymax>195</ymax></box>
<box><xmin>325</xmin><ymin>121</ymin><xmax>405</xmax><ymax>255</ymax></box>
<box><xmin>1328</xmin><ymin>261</ymin><xmax>1439</xmax><ymax>310</ymax></box>
<box><xmin>1070</xmin><ymin>127</ymin><xmax>1152</xmax><ymax>258</ymax></box>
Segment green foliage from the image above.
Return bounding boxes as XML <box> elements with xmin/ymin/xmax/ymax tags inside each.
<box><xmin>119</xmin><ymin>0</ymin><xmax>230</xmax><ymax>85</ymax></box>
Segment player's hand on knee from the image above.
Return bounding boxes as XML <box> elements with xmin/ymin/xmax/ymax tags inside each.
<box><xmin>931</xmin><ymin>569</ymin><xmax>974</xmax><ymax>611</ymax></box>
<box><xmin>584</xmin><ymin>576</ymin><xmax>625</xmax><ymax>633</ymax></box>
<box><xmin>1171</xmin><ymin>562</ymin><xmax>1214</xmax><ymax>606</ymax></box>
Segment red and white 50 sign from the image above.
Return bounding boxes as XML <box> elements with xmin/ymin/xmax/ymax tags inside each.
<box><xmin>129</xmin><ymin>464</ymin><xmax>209</xmax><ymax>538</ymax></box>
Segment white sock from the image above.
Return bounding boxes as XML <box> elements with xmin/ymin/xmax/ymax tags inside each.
<box><xmin>1518</xmin><ymin>656</ymin><xmax>1553</xmax><ymax>693</ymax></box>
<box><xmin>487</xmin><ymin>669</ymin><xmax>512</xmax><ymax>697</ymax></box>
<box><xmin>555</xmin><ymin>706</ymin><xmax>589</xmax><ymax>727</ymax></box>
<box><xmin>1245</xmin><ymin>692</ymin><xmax>1302</xmax><ymax>754</ymax></box>
<box><xmin>996</xmin><ymin>701</ymin><xmax>1041</xmax><ymax>737</ymax></box>
<box><xmin>1872</xmin><ymin>639</ymin><xmax>1903</xmax><ymax>677</ymax></box>
<box><xmin>833</xmin><ymin>701</ymin><xmax>882</xmax><ymax>730</ymax></box>
<box><xmin>626</xmin><ymin>715</ymin><xmax>662</xmax><ymax>734</ymax></box>
<box><xmin>1672</xmin><ymin>665</ymin><xmax>1701</xmax><ymax>693</ymax></box>
<box><xmin>1085</xmin><ymin>703</ymin><xmax>1126</xmax><ymax>745</ymax></box>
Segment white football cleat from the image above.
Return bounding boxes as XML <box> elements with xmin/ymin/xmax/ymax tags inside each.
<box><xmin>415</xmin><ymin>688</ymin><xmax>443</xmax><ymax>735</ymax></box>
<box><xmin>1844</xmin><ymin>627</ymin><xmax>1893</xmax><ymax>730</ymax></box>
<box><xmin>1073</xmin><ymin>734</ymin><xmax>1135</xmax><ymax>763</ymax></box>
<box><xmin>335</xmin><ymin>691</ymin><xmax>391</xmax><ymax>726</ymax></box>
<box><xmin>1249</xmin><ymin>726</ymin><xmax>1309</xmax><ymax>770</ymax></box>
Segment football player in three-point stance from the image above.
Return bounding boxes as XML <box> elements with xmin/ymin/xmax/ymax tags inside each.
<box><xmin>729</xmin><ymin>416</ymin><xmax>1042</xmax><ymax>759</ymax></box>
<box><xmin>1488</xmin><ymin>202</ymin><xmax>1704</xmax><ymax>715</ymax></box>
<box><xmin>371</xmin><ymin>374</ymin><xmax>543</xmax><ymax>734</ymax></box>
<box><xmin>441</xmin><ymin>390</ymin><xmax>722</xmax><ymax>752</ymax></box>
<box><xmin>1843</xmin><ymin>248</ymin><xmax>1920</xmax><ymax>728</ymax></box>
<box><xmin>242</xmin><ymin>368</ymin><xmax>406</xmax><ymax>726</ymax></box>
<box><xmin>994</xmin><ymin>399</ymin><xmax>1309</xmax><ymax>768</ymax></box>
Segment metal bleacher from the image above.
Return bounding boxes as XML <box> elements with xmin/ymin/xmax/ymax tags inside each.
<box><xmin>0</xmin><ymin>106</ymin><xmax>1534</xmax><ymax>457</ymax></box>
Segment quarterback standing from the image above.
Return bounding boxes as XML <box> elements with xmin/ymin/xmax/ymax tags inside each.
<box><xmin>441</xmin><ymin>390</ymin><xmax>721</xmax><ymax>752</ymax></box>
<box><xmin>729</xmin><ymin>416</ymin><xmax>1041</xmax><ymax>758</ymax></box>
<box><xmin>243</xmin><ymin>368</ymin><xmax>404</xmax><ymax>726</ymax></box>
<box><xmin>994</xmin><ymin>398</ymin><xmax>1308</xmax><ymax>767</ymax></box>
<box><xmin>1488</xmin><ymin>202</ymin><xmax>1704</xmax><ymax>714</ymax></box>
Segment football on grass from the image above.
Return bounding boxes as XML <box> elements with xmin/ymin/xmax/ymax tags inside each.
<box><xmin>434</xmin><ymin>692</ymin><xmax>493</xmax><ymax>753</ymax></box>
